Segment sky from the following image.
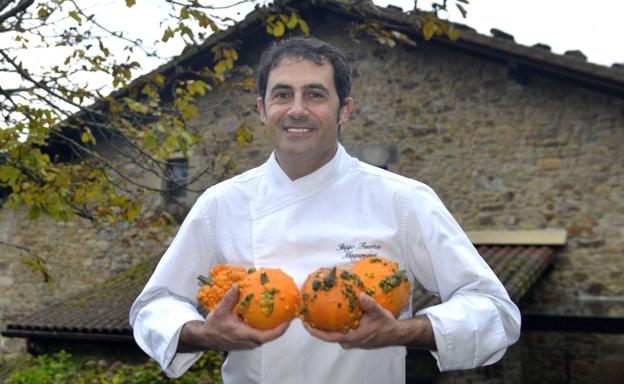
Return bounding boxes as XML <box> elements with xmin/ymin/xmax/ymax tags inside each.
<box><xmin>376</xmin><ymin>0</ymin><xmax>624</xmax><ymax>67</ymax></box>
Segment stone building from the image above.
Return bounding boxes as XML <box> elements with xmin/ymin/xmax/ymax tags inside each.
<box><xmin>1</xmin><ymin>1</ymin><xmax>623</xmax><ymax>382</ymax></box>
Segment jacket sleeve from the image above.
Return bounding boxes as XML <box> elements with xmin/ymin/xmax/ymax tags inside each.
<box><xmin>129</xmin><ymin>198</ymin><xmax>216</xmax><ymax>378</ymax></box>
<box><xmin>403</xmin><ymin>184</ymin><xmax>521</xmax><ymax>371</ymax></box>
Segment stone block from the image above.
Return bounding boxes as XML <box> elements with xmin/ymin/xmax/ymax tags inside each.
<box><xmin>537</xmin><ymin>158</ymin><xmax>562</xmax><ymax>170</ymax></box>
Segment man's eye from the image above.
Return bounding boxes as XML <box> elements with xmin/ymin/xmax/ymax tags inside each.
<box><xmin>274</xmin><ymin>92</ymin><xmax>291</xmax><ymax>100</ymax></box>
<box><xmin>308</xmin><ymin>91</ymin><xmax>324</xmax><ymax>99</ymax></box>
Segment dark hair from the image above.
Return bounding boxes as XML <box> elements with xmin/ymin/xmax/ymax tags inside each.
<box><xmin>256</xmin><ymin>36</ymin><xmax>352</xmax><ymax>106</ymax></box>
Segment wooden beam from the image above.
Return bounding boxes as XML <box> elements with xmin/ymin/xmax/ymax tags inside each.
<box><xmin>466</xmin><ymin>229</ymin><xmax>567</xmax><ymax>245</ymax></box>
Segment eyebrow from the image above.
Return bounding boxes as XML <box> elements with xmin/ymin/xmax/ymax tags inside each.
<box><xmin>269</xmin><ymin>83</ymin><xmax>330</xmax><ymax>94</ymax></box>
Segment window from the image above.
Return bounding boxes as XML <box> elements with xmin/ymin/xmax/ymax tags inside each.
<box><xmin>164</xmin><ymin>158</ymin><xmax>189</xmax><ymax>200</ymax></box>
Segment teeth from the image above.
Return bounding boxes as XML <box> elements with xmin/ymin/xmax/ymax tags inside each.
<box><xmin>287</xmin><ymin>128</ymin><xmax>311</xmax><ymax>133</ymax></box>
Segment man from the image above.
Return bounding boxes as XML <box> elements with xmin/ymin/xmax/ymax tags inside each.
<box><xmin>130</xmin><ymin>36</ymin><xmax>520</xmax><ymax>383</ymax></box>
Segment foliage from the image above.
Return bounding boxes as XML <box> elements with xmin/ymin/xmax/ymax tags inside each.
<box><xmin>5</xmin><ymin>350</ymin><xmax>225</xmax><ymax>384</ymax></box>
<box><xmin>0</xmin><ymin>0</ymin><xmax>263</xmax><ymax>227</ymax></box>
<box><xmin>0</xmin><ymin>0</ymin><xmax>469</xmax><ymax>228</ymax></box>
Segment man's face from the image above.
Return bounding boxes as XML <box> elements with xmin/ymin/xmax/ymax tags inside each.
<box><xmin>257</xmin><ymin>57</ymin><xmax>353</xmax><ymax>179</ymax></box>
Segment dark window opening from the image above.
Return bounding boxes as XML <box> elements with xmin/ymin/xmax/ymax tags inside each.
<box><xmin>164</xmin><ymin>158</ymin><xmax>189</xmax><ymax>200</ymax></box>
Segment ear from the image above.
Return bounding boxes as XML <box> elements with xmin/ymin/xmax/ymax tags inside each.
<box><xmin>257</xmin><ymin>96</ymin><xmax>267</xmax><ymax>124</ymax></box>
<box><xmin>338</xmin><ymin>97</ymin><xmax>354</xmax><ymax>125</ymax></box>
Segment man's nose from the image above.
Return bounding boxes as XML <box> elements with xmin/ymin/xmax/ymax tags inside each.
<box><xmin>287</xmin><ymin>95</ymin><xmax>309</xmax><ymax>119</ymax></box>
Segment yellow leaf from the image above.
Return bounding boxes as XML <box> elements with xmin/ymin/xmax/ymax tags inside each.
<box><xmin>298</xmin><ymin>19</ymin><xmax>310</xmax><ymax>35</ymax></box>
<box><xmin>273</xmin><ymin>21</ymin><xmax>285</xmax><ymax>37</ymax></box>
<box><xmin>423</xmin><ymin>20</ymin><xmax>435</xmax><ymax>41</ymax></box>
<box><xmin>243</xmin><ymin>76</ymin><xmax>255</xmax><ymax>90</ymax></box>
<box><xmin>224</xmin><ymin>48</ymin><xmax>239</xmax><ymax>61</ymax></box>
<box><xmin>125</xmin><ymin>202</ymin><xmax>141</xmax><ymax>222</ymax></box>
<box><xmin>448</xmin><ymin>27</ymin><xmax>460</xmax><ymax>41</ymax></box>
<box><xmin>194</xmin><ymin>80</ymin><xmax>209</xmax><ymax>95</ymax></box>
<box><xmin>165</xmin><ymin>135</ymin><xmax>179</xmax><ymax>150</ymax></box>
<box><xmin>286</xmin><ymin>13</ymin><xmax>298</xmax><ymax>29</ymax></box>
<box><xmin>80</xmin><ymin>128</ymin><xmax>96</xmax><ymax>145</ymax></box>
<box><xmin>180</xmin><ymin>105</ymin><xmax>199</xmax><ymax>121</ymax></box>
<box><xmin>125</xmin><ymin>98</ymin><xmax>149</xmax><ymax>114</ymax></box>
<box><xmin>125</xmin><ymin>0</ymin><xmax>136</xmax><ymax>7</ymax></box>
<box><xmin>214</xmin><ymin>60</ymin><xmax>228</xmax><ymax>74</ymax></box>
<box><xmin>279</xmin><ymin>14</ymin><xmax>289</xmax><ymax>23</ymax></box>
<box><xmin>153</xmin><ymin>74</ymin><xmax>165</xmax><ymax>87</ymax></box>
<box><xmin>235</xmin><ymin>125</ymin><xmax>253</xmax><ymax>149</ymax></box>
<box><xmin>110</xmin><ymin>195</ymin><xmax>129</xmax><ymax>206</ymax></box>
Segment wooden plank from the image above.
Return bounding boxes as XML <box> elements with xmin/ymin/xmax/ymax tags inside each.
<box><xmin>466</xmin><ymin>229</ymin><xmax>567</xmax><ymax>245</ymax></box>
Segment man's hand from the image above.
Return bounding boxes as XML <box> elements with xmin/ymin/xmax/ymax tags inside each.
<box><xmin>303</xmin><ymin>292</ymin><xmax>436</xmax><ymax>350</ymax></box>
<box><xmin>177</xmin><ymin>284</ymin><xmax>290</xmax><ymax>352</ymax></box>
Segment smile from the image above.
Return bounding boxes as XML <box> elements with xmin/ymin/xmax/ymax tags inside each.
<box><xmin>285</xmin><ymin>127</ymin><xmax>313</xmax><ymax>133</ymax></box>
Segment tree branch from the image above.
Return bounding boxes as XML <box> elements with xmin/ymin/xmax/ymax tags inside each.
<box><xmin>0</xmin><ymin>240</ymin><xmax>31</xmax><ymax>253</ymax></box>
<box><xmin>0</xmin><ymin>0</ymin><xmax>34</xmax><ymax>25</ymax></box>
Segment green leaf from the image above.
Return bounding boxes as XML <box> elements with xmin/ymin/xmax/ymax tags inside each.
<box><xmin>125</xmin><ymin>0</ymin><xmax>136</xmax><ymax>7</ymax></box>
<box><xmin>37</xmin><ymin>7</ymin><xmax>50</xmax><ymax>19</ymax></box>
<box><xmin>162</xmin><ymin>28</ymin><xmax>174</xmax><ymax>42</ymax></box>
<box><xmin>180</xmin><ymin>7</ymin><xmax>189</xmax><ymax>19</ymax></box>
<box><xmin>0</xmin><ymin>165</ymin><xmax>19</xmax><ymax>184</ymax></box>
<box><xmin>68</xmin><ymin>11</ymin><xmax>81</xmax><ymax>23</ymax></box>
<box><xmin>143</xmin><ymin>132</ymin><xmax>157</xmax><ymax>150</ymax></box>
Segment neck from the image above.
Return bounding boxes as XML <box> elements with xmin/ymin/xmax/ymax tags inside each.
<box><xmin>275</xmin><ymin>144</ymin><xmax>339</xmax><ymax>180</ymax></box>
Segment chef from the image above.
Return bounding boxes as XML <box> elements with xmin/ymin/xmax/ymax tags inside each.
<box><xmin>130</xmin><ymin>36</ymin><xmax>521</xmax><ymax>383</ymax></box>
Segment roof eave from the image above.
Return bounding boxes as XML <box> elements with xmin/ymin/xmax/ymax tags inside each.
<box><xmin>1</xmin><ymin>328</ymin><xmax>134</xmax><ymax>343</ymax></box>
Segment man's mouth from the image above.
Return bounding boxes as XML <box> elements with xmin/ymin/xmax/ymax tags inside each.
<box><xmin>285</xmin><ymin>127</ymin><xmax>313</xmax><ymax>133</ymax></box>
<box><xmin>284</xmin><ymin>127</ymin><xmax>313</xmax><ymax>133</ymax></box>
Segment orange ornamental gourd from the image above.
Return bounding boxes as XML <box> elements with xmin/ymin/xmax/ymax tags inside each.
<box><xmin>300</xmin><ymin>266</ymin><xmax>365</xmax><ymax>333</ymax></box>
<box><xmin>196</xmin><ymin>264</ymin><xmax>248</xmax><ymax>312</ymax></box>
<box><xmin>350</xmin><ymin>256</ymin><xmax>411</xmax><ymax>317</ymax></box>
<box><xmin>236</xmin><ymin>267</ymin><xmax>301</xmax><ymax>330</ymax></box>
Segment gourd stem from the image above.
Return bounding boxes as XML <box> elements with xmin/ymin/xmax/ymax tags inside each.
<box><xmin>197</xmin><ymin>274</ymin><xmax>213</xmax><ymax>286</ymax></box>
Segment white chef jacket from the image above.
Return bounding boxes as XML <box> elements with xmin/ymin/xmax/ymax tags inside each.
<box><xmin>129</xmin><ymin>144</ymin><xmax>520</xmax><ymax>383</ymax></box>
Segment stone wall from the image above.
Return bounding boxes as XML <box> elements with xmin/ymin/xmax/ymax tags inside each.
<box><xmin>186</xmin><ymin>23</ymin><xmax>624</xmax><ymax>303</ymax></box>
<box><xmin>1</xmin><ymin>15</ymin><xmax>622</xmax><ymax>382</ymax></box>
<box><xmin>0</xmin><ymin>209</ymin><xmax>173</xmax><ymax>354</ymax></box>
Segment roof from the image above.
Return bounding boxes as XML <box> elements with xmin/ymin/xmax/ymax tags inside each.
<box><xmin>2</xmin><ymin>260</ymin><xmax>157</xmax><ymax>342</ymax></box>
<box><xmin>412</xmin><ymin>245</ymin><xmax>555</xmax><ymax>310</ymax></box>
<box><xmin>123</xmin><ymin>0</ymin><xmax>624</xmax><ymax>100</ymax></box>
<box><xmin>49</xmin><ymin>0</ymin><xmax>624</xmax><ymax>155</ymax></box>
<box><xmin>2</xmin><ymin>244</ymin><xmax>556</xmax><ymax>342</ymax></box>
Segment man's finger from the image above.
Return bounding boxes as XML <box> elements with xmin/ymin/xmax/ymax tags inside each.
<box><xmin>215</xmin><ymin>284</ymin><xmax>239</xmax><ymax>314</ymax></box>
<box><xmin>303</xmin><ymin>322</ymin><xmax>350</xmax><ymax>343</ymax></box>
<box><xmin>250</xmin><ymin>321</ymin><xmax>291</xmax><ymax>344</ymax></box>
<box><xmin>359</xmin><ymin>292</ymin><xmax>380</xmax><ymax>313</ymax></box>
